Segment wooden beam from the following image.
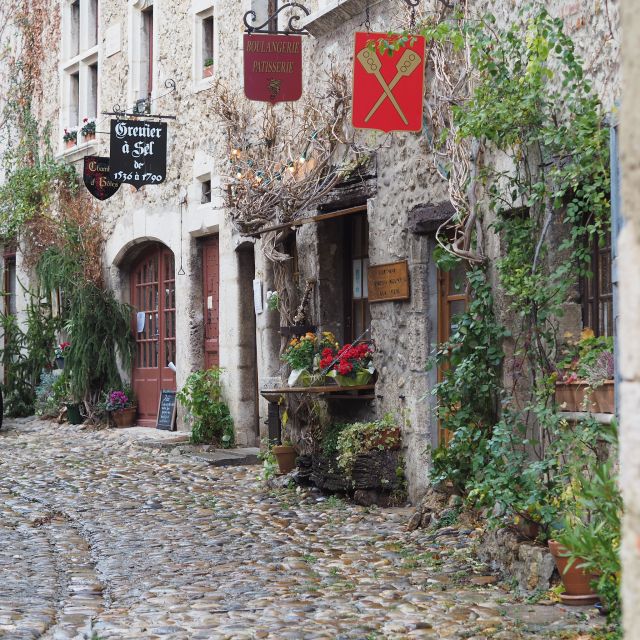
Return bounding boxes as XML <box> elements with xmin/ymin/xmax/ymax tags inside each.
<box><xmin>249</xmin><ymin>205</ymin><xmax>367</xmax><ymax>237</ymax></box>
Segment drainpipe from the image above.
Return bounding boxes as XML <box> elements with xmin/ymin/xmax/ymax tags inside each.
<box><xmin>610</xmin><ymin>109</ymin><xmax>623</xmax><ymax>416</ymax></box>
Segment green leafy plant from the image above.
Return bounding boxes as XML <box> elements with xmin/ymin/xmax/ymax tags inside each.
<box><xmin>335</xmin><ymin>414</ymin><xmax>400</xmax><ymax>473</ymax></box>
<box><xmin>177</xmin><ymin>367</ymin><xmax>234</xmax><ymax>445</ymax></box>
<box><xmin>558</xmin><ymin>422</ymin><xmax>621</xmax><ymax>625</ymax></box>
<box><xmin>258</xmin><ymin>438</ymin><xmax>278</xmax><ymax>481</ymax></box>
<box><xmin>204</xmin><ymin>57</ymin><xmax>214</xmax><ymax>68</ymax></box>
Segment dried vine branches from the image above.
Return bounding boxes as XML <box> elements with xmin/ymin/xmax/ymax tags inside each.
<box><xmin>210</xmin><ymin>72</ymin><xmax>369</xmax><ymax>251</ymax></box>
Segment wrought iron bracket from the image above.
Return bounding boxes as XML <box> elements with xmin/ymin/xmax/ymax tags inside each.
<box><xmin>102</xmin><ymin>79</ymin><xmax>178</xmax><ymax>120</ymax></box>
<box><xmin>243</xmin><ymin>2</ymin><xmax>311</xmax><ymax>36</ymax></box>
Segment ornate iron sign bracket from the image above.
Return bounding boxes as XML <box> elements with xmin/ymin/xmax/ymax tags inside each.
<box><xmin>243</xmin><ymin>2</ymin><xmax>311</xmax><ymax>36</ymax></box>
<box><xmin>102</xmin><ymin>79</ymin><xmax>178</xmax><ymax>120</ymax></box>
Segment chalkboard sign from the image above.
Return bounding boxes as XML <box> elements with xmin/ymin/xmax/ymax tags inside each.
<box><xmin>109</xmin><ymin>119</ymin><xmax>167</xmax><ymax>190</ymax></box>
<box><xmin>156</xmin><ymin>390</ymin><xmax>177</xmax><ymax>430</ymax></box>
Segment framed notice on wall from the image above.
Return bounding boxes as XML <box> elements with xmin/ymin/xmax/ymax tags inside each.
<box><xmin>368</xmin><ymin>260</ymin><xmax>410</xmax><ymax>303</ymax></box>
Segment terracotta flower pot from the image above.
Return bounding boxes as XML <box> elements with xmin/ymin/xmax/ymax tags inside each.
<box><xmin>370</xmin><ymin>426</ymin><xmax>401</xmax><ymax>450</ymax></box>
<box><xmin>548</xmin><ymin>540</ymin><xmax>599</xmax><ymax>605</ymax></box>
<box><xmin>273</xmin><ymin>444</ymin><xmax>297</xmax><ymax>474</ymax></box>
<box><xmin>555</xmin><ymin>380</ymin><xmax>614</xmax><ymax>413</ymax></box>
<box><xmin>82</xmin><ymin>132</ymin><xmax>96</xmax><ymax>142</ymax></box>
<box><xmin>203</xmin><ymin>65</ymin><xmax>214</xmax><ymax>78</ymax></box>
<box><xmin>65</xmin><ymin>139</ymin><xmax>76</xmax><ymax>149</ymax></box>
<box><xmin>111</xmin><ymin>406</ymin><xmax>137</xmax><ymax>428</ymax></box>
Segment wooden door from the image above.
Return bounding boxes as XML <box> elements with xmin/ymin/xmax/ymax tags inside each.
<box><xmin>437</xmin><ymin>261</ymin><xmax>468</xmax><ymax>446</ymax></box>
<box><xmin>202</xmin><ymin>236</ymin><xmax>220</xmax><ymax>369</ymax></box>
<box><xmin>131</xmin><ymin>245</ymin><xmax>176</xmax><ymax>426</ymax></box>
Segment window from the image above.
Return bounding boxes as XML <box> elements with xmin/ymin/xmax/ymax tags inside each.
<box><xmin>193</xmin><ymin>3</ymin><xmax>216</xmax><ymax>84</ymax></box>
<box><xmin>4</xmin><ymin>252</ymin><xmax>16</xmax><ymax>317</ymax></box>
<box><xmin>61</xmin><ymin>0</ymin><xmax>100</xmax><ymax>150</ymax></box>
<box><xmin>201</xmin><ymin>179</ymin><xmax>211</xmax><ymax>204</ymax></box>
<box><xmin>129</xmin><ymin>0</ymin><xmax>156</xmax><ymax>105</ymax></box>
<box><xmin>581</xmin><ymin>228</ymin><xmax>613</xmax><ymax>337</ymax></box>
<box><xmin>344</xmin><ymin>213</ymin><xmax>370</xmax><ymax>343</ymax></box>
<box><xmin>437</xmin><ymin>260</ymin><xmax>468</xmax><ymax>446</ymax></box>
<box><xmin>141</xmin><ymin>6</ymin><xmax>154</xmax><ymax>99</ymax></box>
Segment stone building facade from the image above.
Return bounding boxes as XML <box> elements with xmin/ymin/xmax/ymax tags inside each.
<box><xmin>4</xmin><ymin>0</ymin><xmax>620</xmax><ymax>503</ymax></box>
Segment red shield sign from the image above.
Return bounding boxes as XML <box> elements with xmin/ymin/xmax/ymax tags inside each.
<box><xmin>352</xmin><ymin>32</ymin><xmax>426</xmax><ymax>133</ymax></box>
<box><xmin>83</xmin><ymin>156</ymin><xmax>121</xmax><ymax>201</ymax></box>
<box><xmin>244</xmin><ymin>34</ymin><xmax>303</xmax><ymax>103</ymax></box>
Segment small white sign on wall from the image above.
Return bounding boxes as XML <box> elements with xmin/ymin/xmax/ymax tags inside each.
<box><xmin>352</xmin><ymin>259</ymin><xmax>363</xmax><ymax>300</ymax></box>
<box><xmin>105</xmin><ymin>24</ymin><xmax>121</xmax><ymax>57</ymax></box>
<box><xmin>253</xmin><ymin>279</ymin><xmax>264</xmax><ymax>314</ymax></box>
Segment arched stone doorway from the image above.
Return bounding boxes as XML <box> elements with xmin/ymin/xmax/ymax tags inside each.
<box><xmin>129</xmin><ymin>242</ymin><xmax>176</xmax><ymax>426</ymax></box>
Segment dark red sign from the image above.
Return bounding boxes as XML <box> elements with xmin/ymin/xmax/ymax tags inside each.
<box><xmin>244</xmin><ymin>34</ymin><xmax>302</xmax><ymax>103</ymax></box>
<box><xmin>83</xmin><ymin>156</ymin><xmax>121</xmax><ymax>200</ymax></box>
<box><xmin>352</xmin><ymin>32</ymin><xmax>426</xmax><ymax>133</ymax></box>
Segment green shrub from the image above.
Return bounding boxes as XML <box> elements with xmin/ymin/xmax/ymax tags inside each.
<box><xmin>335</xmin><ymin>414</ymin><xmax>400</xmax><ymax>473</ymax></box>
<box><xmin>177</xmin><ymin>367</ymin><xmax>234</xmax><ymax>445</ymax></box>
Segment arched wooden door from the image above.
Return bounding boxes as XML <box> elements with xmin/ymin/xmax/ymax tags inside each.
<box><xmin>131</xmin><ymin>244</ymin><xmax>176</xmax><ymax>426</ymax></box>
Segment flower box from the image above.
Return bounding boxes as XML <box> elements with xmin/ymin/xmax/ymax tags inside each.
<box><xmin>111</xmin><ymin>406</ymin><xmax>137</xmax><ymax>428</ymax></box>
<box><xmin>555</xmin><ymin>380</ymin><xmax>614</xmax><ymax>414</ymax></box>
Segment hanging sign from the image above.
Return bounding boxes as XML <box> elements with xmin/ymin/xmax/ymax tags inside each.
<box><xmin>109</xmin><ymin>119</ymin><xmax>167</xmax><ymax>190</ymax></box>
<box><xmin>368</xmin><ymin>260</ymin><xmax>411</xmax><ymax>302</ymax></box>
<box><xmin>244</xmin><ymin>34</ymin><xmax>303</xmax><ymax>103</ymax></box>
<box><xmin>352</xmin><ymin>32</ymin><xmax>426</xmax><ymax>133</ymax></box>
<box><xmin>83</xmin><ymin>156</ymin><xmax>121</xmax><ymax>200</ymax></box>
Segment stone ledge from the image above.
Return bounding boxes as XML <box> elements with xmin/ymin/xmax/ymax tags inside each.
<box><xmin>477</xmin><ymin>527</ymin><xmax>557</xmax><ymax>592</ymax></box>
<box><xmin>300</xmin><ymin>0</ymin><xmax>385</xmax><ymax>38</ymax></box>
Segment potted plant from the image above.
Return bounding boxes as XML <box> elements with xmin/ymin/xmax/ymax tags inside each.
<box><xmin>63</xmin><ymin>127</ymin><xmax>78</xmax><ymax>149</ymax></box>
<box><xmin>273</xmin><ymin>440</ymin><xmax>297</xmax><ymax>474</ymax></box>
<box><xmin>104</xmin><ymin>388</ymin><xmax>137</xmax><ymax>428</ymax></box>
<box><xmin>281</xmin><ymin>331</ymin><xmax>339</xmax><ymax>387</ymax></box>
<box><xmin>203</xmin><ymin>57</ymin><xmax>214</xmax><ymax>77</ymax></box>
<box><xmin>80</xmin><ymin>117</ymin><xmax>96</xmax><ymax>141</ymax></box>
<box><xmin>547</xmin><ymin>539</ymin><xmax>599</xmax><ymax>606</ymax></box>
<box><xmin>54</xmin><ymin>342</ymin><xmax>71</xmax><ymax>370</ymax></box>
<box><xmin>324</xmin><ymin>341</ymin><xmax>376</xmax><ymax>387</ymax></box>
<box><xmin>335</xmin><ymin>414</ymin><xmax>401</xmax><ymax>474</ymax></box>
<box><xmin>555</xmin><ymin>329</ymin><xmax>614</xmax><ymax>413</ymax></box>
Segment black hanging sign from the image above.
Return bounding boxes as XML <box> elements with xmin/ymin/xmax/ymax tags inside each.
<box><xmin>83</xmin><ymin>156</ymin><xmax>121</xmax><ymax>200</ymax></box>
<box><xmin>109</xmin><ymin>119</ymin><xmax>167</xmax><ymax>190</ymax></box>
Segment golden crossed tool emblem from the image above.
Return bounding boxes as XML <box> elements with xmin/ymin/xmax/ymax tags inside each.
<box><xmin>357</xmin><ymin>48</ymin><xmax>423</xmax><ymax>124</ymax></box>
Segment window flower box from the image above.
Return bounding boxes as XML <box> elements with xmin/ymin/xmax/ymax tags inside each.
<box><xmin>555</xmin><ymin>380</ymin><xmax>614</xmax><ymax>414</ymax></box>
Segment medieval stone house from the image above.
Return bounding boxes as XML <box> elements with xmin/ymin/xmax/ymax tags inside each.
<box><xmin>2</xmin><ymin>0</ymin><xmax>620</xmax><ymax>502</ymax></box>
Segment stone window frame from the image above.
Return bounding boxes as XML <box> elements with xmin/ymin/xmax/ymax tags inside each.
<box><xmin>60</xmin><ymin>0</ymin><xmax>100</xmax><ymax>153</ymax></box>
<box><xmin>192</xmin><ymin>0</ymin><xmax>218</xmax><ymax>92</ymax></box>
<box><xmin>128</xmin><ymin>0</ymin><xmax>158</xmax><ymax>106</ymax></box>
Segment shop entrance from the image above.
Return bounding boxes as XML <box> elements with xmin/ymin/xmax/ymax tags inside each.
<box><xmin>202</xmin><ymin>235</ymin><xmax>220</xmax><ymax>369</ymax></box>
<box><xmin>130</xmin><ymin>243</ymin><xmax>176</xmax><ymax>426</ymax></box>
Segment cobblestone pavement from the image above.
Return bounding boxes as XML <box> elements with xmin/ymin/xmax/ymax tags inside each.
<box><xmin>0</xmin><ymin>418</ymin><xmax>602</xmax><ymax>640</ymax></box>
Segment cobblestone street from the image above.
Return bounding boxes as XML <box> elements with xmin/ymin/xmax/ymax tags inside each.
<box><xmin>0</xmin><ymin>419</ymin><xmax>602</xmax><ymax>640</ymax></box>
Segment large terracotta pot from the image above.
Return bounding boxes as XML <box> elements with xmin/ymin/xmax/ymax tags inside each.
<box><xmin>555</xmin><ymin>380</ymin><xmax>614</xmax><ymax>414</ymax></box>
<box><xmin>112</xmin><ymin>406</ymin><xmax>137</xmax><ymax>428</ymax></box>
<box><xmin>273</xmin><ymin>444</ymin><xmax>297</xmax><ymax>474</ymax></box>
<box><xmin>548</xmin><ymin>540</ymin><xmax>599</xmax><ymax>605</ymax></box>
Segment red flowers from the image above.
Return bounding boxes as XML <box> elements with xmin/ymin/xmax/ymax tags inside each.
<box><xmin>325</xmin><ymin>342</ymin><xmax>373</xmax><ymax>378</ymax></box>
